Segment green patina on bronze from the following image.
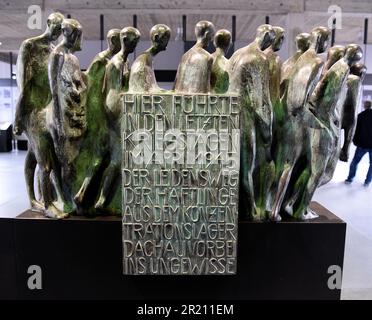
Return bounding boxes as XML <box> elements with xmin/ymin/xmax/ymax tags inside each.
<box><xmin>271</xmin><ymin>26</ymin><xmax>330</xmax><ymax>221</ymax></box>
<box><xmin>229</xmin><ymin>24</ymin><xmax>275</xmax><ymax>221</ymax></box>
<box><xmin>72</xmin><ymin>29</ymin><xmax>121</xmax><ymax>215</ymax></box>
<box><xmin>14</xmin><ymin>12</ymin><xmax>66</xmax><ymax>218</ymax></box>
<box><xmin>210</xmin><ymin>29</ymin><xmax>231</xmax><ymax>94</ymax></box>
<box><xmin>15</xmin><ymin>16</ymin><xmax>364</xmax><ymax>225</ymax></box>
<box><xmin>284</xmin><ymin>43</ymin><xmax>363</xmax><ymax>219</ymax></box>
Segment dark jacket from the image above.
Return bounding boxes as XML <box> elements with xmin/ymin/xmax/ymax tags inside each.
<box><xmin>353</xmin><ymin>109</ymin><xmax>372</xmax><ymax>149</ymax></box>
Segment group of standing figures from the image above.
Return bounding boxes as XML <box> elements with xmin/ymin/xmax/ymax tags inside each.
<box><xmin>14</xmin><ymin>12</ymin><xmax>366</xmax><ymax>220</ymax></box>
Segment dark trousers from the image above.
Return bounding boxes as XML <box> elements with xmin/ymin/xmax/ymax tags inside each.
<box><xmin>347</xmin><ymin>147</ymin><xmax>372</xmax><ymax>184</ymax></box>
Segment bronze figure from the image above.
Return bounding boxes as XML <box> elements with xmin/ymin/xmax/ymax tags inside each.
<box><xmin>271</xmin><ymin>26</ymin><xmax>330</xmax><ymax>221</ymax></box>
<box><xmin>128</xmin><ymin>24</ymin><xmax>170</xmax><ymax>93</ymax></box>
<box><xmin>174</xmin><ymin>21</ymin><xmax>215</xmax><ymax>93</ymax></box>
<box><xmin>339</xmin><ymin>63</ymin><xmax>367</xmax><ymax>162</ymax></box>
<box><xmin>47</xmin><ymin>18</ymin><xmax>87</xmax><ymax>215</ymax></box>
<box><xmin>229</xmin><ymin>24</ymin><xmax>275</xmax><ymax>220</ymax></box>
<box><xmin>281</xmin><ymin>32</ymin><xmax>310</xmax><ymax>93</ymax></box>
<box><xmin>73</xmin><ymin>29</ymin><xmax>121</xmax><ymax>211</ymax></box>
<box><xmin>323</xmin><ymin>45</ymin><xmax>345</xmax><ymax>74</ymax></box>
<box><xmin>265</xmin><ymin>26</ymin><xmax>285</xmax><ymax>104</ymax></box>
<box><xmin>321</xmin><ymin>44</ymin><xmax>363</xmax><ymax>185</ymax></box>
<box><xmin>95</xmin><ymin>27</ymin><xmax>140</xmax><ymax>212</ymax></box>
<box><xmin>15</xmin><ymin>16</ymin><xmax>364</xmax><ymax>226</ymax></box>
<box><xmin>284</xmin><ymin>44</ymin><xmax>362</xmax><ymax>219</ymax></box>
<box><xmin>14</xmin><ymin>12</ymin><xmax>65</xmax><ymax>218</ymax></box>
<box><xmin>210</xmin><ymin>29</ymin><xmax>231</xmax><ymax>94</ymax></box>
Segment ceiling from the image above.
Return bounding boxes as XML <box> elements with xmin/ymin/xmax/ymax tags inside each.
<box><xmin>0</xmin><ymin>0</ymin><xmax>372</xmax><ymax>53</ymax></box>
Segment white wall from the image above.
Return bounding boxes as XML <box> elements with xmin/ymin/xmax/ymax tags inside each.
<box><xmin>0</xmin><ymin>61</ymin><xmax>14</xmax><ymax>79</ymax></box>
<box><xmin>75</xmin><ymin>40</ymin><xmax>102</xmax><ymax>70</ymax></box>
<box><xmin>0</xmin><ymin>61</ymin><xmax>17</xmax><ymax>123</ymax></box>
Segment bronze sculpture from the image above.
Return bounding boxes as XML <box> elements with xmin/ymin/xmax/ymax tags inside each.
<box><xmin>47</xmin><ymin>18</ymin><xmax>87</xmax><ymax>216</ymax></box>
<box><xmin>229</xmin><ymin>24</ymin><xmax>275</xmax><ymax>220</ymax></box>
<box><xmin>73</xmin><ymin>29</ymin><xmax>121</xmax><ymax>211</ymax></box>
<box><xmin>14</xmin><ymin>16</ymin><xmax>369</xmax><ymax>276</ymax></box>
<box><xmin>210</xmin><ymin>29</ymin><xmax>231</xmax><ymax>94</ymax></box>
<box><xmin>281</xmin><ymin>32</ymin><xmax>310</xmax><ymax>93</ymax></box>
<box><xmin>14</xmin><ymin>12</ymin><xmax>65</xmax><ymax>218</ymax></box>
<box><xmin>265</xmin><ymin>26</ymin><xmax>286</xmax><ymax>219</ymax></box>
<box><xmin>265</xmin><ymin>25</ymin><xmax>285</xmax><ymax>170</ymax></box>
<box><xmin>323</xmin><ymin>45</ymin><xmax>345</xmax><ymax>73</ymax></box>
<box><xmin>321</xmin><ymin>44</ymin><xmax>363</xmax><ymax>185</ymax></box>
<box><xmin>95</xmin><ymin>27</ymin><xmax>140</xmax><ymax>212</ymax></box>
<box><xmin>174</xmin><ymin>21</ymin><xmax>215</xmax><ymax>93</ymax></box>
<box><xmin>339</xmin><ymin>63</ymin><xmax>367</xmax><ymax>162</ymax></box>
<box><xmin>271</xmin><ymin>26</ymin><xmax>330</xmax><ymax>221</ymax></box>
<box><xmin>15</xmin><ymin>17</ymin><xmax>366</xmax><ymax>227</ymax></box>
<box><xmin>129</xmin><ymin>24</ymin><xmax>170</xmax><ymax>93</ymax></box>
<box><xmin>284</xmin><ymin>44</ymin><xmax>362</xmax><ymax>219</ymax></box>
<box><xmin>265</xmin><ymin>26</ymin><xmax>285</xmax><ymax>104</ymax></box>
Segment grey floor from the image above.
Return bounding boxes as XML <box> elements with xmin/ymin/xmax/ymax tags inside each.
<box><xmin>1</xmin><ymin>148</ymin><xmax>371</xmax><ymax>299</ymax></box>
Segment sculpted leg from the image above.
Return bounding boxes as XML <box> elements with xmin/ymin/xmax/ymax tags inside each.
<box><xmin>283</xmin><ymin>167</ymin><xmax>310</xmax><ymax>217</ymax></box>
<box><xmin>263</xmin><ymin>159</ymin><xmax>275</xmax><ymax>215</ymax></box>
<box><xmin>40</xmin><ymin>166</ymin><xmax>69</xmax><ymax>219</ymax></box>
<box><xmin>322</xmin><ymin>147</ymin><xmax>341</xmax><ymax>186</ymax></box>
<box><xmin>253</xmin><ymin>143</ymin><xmax>274</xmax><ymax>220</ymax></box>
<box><xmin>270</xmin><ymin>162</ymin><xmax>292</xmax><ymax>221</ymax></box>
<box><xmin>292</xmin><ymin>169</ymin><xmax>323</xmax><ymax>220</ymax></box>
<box><xmin>74</xmin><ymin>158</ymin><xmax>103</xmax><ymax>207</ymax></box>
<box><xmin>94</xmin><ymin>162</ymin><xmax>119</xmax><ymax>210</ymax></box>
<box><xmin>50</xmin><ymin>168</ymin><xmax>73</xmax><ymax>213</ymax></box>
<box><xmin>340</xmin><ymin>126</ymin><xmax>353</xmax><ymax>162</ymax></box>
<box><xmin>95</xmin><ymin>128</ymin><xmax>120</xmax><ymax>211</ymax></box>
<box><xmin>25</xmin><ymin>150</ymin><xmax>44</xmax><ymax>211</ymax></box>
<box><xmin>239</xmin><ymin>116</ymin><xmax>257</xmax><ymax>220</ymax></box>
<box><xmin>292</xmin><ymin>137</ymin><xmax>330</xmax><ymax>219</ymax></box>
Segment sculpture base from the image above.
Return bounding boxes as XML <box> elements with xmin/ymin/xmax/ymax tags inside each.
<box><xmin>0</xmin><ymin>202</ymin><xmax>345</xmax><ymax>300</ymax></box>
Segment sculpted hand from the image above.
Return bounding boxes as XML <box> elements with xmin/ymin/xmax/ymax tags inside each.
<box><xmin>13</xmin><ymin>121</ymin><xmax>24</xmax><ymax>136</ymax></box>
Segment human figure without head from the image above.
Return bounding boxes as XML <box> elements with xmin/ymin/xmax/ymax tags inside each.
<box><xmin>14</xmin><ymin>12</ymin><xmax>65</xmax><ymax>218</ymax></box>
<box><xmin>94</xmin><ymin>26</ymin><xmax>140</xmax><ymax>211</ymax></box>
<box><xmin>210</xmin><ymin>29</ymin><xmax>231</xmax><ymax>93</ymax></box>
<box><xmin>128</xmin><ymin>24</ymin><xmax>170</xmax><ymax>93</ymax></box>
<box><xmin>47</xmin><ymin>18</ymin><xmax>87</xmax><ymax>215</ymax></box>
<box><xmin>229</xmin><ymin>24</ymin><xmax>275</xmax><ymax>221</ymax></box>
<box><xmin>73</xmin><ymin>28</ymin><xmax>121</xmax><ymax>209</ymax></box>
<box><xmin>270</xmin><ymin>26</ymin><xmax>330</xmax><ymax>221</ymax></box>
<box><xmin>340</xmin><ymin>63</ymin><xmax>367</xmax><ymax>162</ymax></box>
<box><xmin>174</xmin><ymin>20</ymin><xmax>215</xmax><ymax>93</ymax></box>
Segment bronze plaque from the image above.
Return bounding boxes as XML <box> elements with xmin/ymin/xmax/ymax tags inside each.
<box><xmin>122</xmin><ymin>93</ymin><xmax>240</xmax><ymax>275</ymax></box>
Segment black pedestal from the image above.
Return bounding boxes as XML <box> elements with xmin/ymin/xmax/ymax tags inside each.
<box><xmin>0</xmin><ymin>123</ymin><xmax>13</xmax><ymax>152</ymax></box>
<box><xmin>0</xmin><ymin>202</ymin><xmax>346</xmax><ymax>300</ymax></box>
<box><xmin>16</xmin><ymin>139</ymin><xmax>28</xmax><ymax>151</ymax></box>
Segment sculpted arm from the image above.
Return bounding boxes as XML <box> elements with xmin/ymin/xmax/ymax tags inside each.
<box><xmin>287</xmin><ymin>61</ymin><xmax>324</xmax><ymax>115</ymax></box>
<box><xmin>48</xmin><ymin>51</ymin><xmax>64</xmax><ymax>132</ymax></box>
<box><xmin>14</xmin><ymin>41</ymin><xmax>32</xmax><ymax>134</ymax></box>
<box><xmin>243</xmin><ymin>62</ymin><xmax>272</xmax><ymax>144</ymax></box>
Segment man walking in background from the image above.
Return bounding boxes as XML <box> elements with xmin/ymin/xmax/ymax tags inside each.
<box><xmin>345</xmin><ymin>100</ymin><xmax>372</xmax><ymax>187</ymax></box>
